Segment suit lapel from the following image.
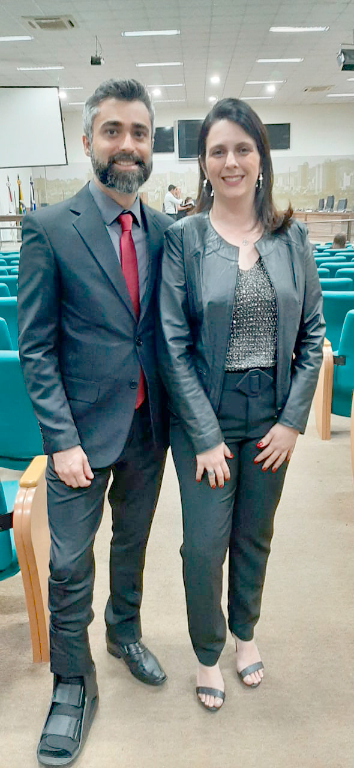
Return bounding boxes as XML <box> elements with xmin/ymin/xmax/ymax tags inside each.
<box><xmin>70</xmin><ymin>185</ymin><xmax>136</xmax><ymax>318</ymax></box>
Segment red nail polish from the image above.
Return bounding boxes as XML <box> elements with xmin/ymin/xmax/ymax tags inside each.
<box><xmin>262</xmin><ymin>467</ymin><xmax>267</xmax><ymax>472</ymax></box>
<box><xmin>272</xmin><ymin>467</ymin><xmax>277</xmax><ymax>473</ymax></box>
<box><xmin>257</xmin><ymin>442</ymin><xmax>263</xmax><ymax>448</ymax></box>
<box><xmin>253</xmin><ymin>459</ymin><xmax>258</xmax><ymax>464</ymax></box>
<box><xmin>212</xmin><ymin>484</ymin><xmax>216</xmax><ymax>489</ymax></box>
<box><xmin>230</xmin><ymin>453</ymin><xmax>234</xmax><ymax>458</ymax></box>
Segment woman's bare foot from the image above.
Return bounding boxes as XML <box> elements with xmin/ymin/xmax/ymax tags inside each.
<box><xmin>234</xmin><ymin>637</ymin><xmax>264</xmax><ymax>687</ymax></box>
<box><xmin>196</xmin><ymin>661</ymin><xmax>225</xmax><ymax>709</ymax></box>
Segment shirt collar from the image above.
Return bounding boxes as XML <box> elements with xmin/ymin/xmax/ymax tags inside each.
<box><xmin>89</xmin><ymin>178</ymin><xmax>142</xmax><ymax>227</ymax></box>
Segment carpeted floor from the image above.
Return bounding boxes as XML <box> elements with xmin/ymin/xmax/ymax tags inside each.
<box><xmin>0</xmin><ymin>409</ymin><xmax>353</xmax><ymax>768</ymax></box>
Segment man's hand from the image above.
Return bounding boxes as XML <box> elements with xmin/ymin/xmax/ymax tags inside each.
<box><xmin>196</xmin><ymin>442</ymin><xmax>233</xmax><ymax>488</ymax></box>
<box><xmin>253</xmin><ymin>423</ymin><xmax>299</xmax><ymax>472</ymax></box>
<box><xmin>52</xmin><ymin>445</ymin><xmax>94</xmax><ymax>488</ymax></box>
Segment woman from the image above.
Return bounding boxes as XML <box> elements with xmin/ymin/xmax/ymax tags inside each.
<box><xmin>158</xmin><ymin>98</ymin><xmax>325</xmax><ymax>712</ymax></box>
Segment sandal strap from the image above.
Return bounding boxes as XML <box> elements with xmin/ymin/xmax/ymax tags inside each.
<box><xmin>238</xmin><ymin>661</ymin><xmax>264</xmax><ymax>680</ymax></box>
<box><xmin>52</xmin><ymin>681</ymin><xmax>84</xmax><ymax>707</ymax></box>
<box><xmin>196</xmin><ymin>686</ymin><xmax>225</xmax><ymax>700</ymax></box>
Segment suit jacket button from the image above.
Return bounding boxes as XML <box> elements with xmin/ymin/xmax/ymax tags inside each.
<box><xmin>135</xmin><ymin>337</ymin><xmax>142</xmax><ymax>346</ymax></box>
<box><xmin>130</xmin><ymin>380</ymin><xmax>138</xmax><ymax>389</ymax></box>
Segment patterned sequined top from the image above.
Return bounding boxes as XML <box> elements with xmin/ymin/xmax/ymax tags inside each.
<box><xmin>225</xmin><ymin>257</ymin><xmax>277</xmax><ymax>371</ymax></box>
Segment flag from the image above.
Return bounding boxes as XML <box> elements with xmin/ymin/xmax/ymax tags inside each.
<box><xmin>6</xmin><ymin>176</ymin><xmax>15</xmax><ymax>214</ymax></box>
<box><xmin>30</xmin><ymin>176</ymin><xmax>36</xmax><ymax>211</ymax></box>
<box><xmin>17</xmin><ymin>175</ymin><xmax>26</xmax><ymax>215</ymax></box>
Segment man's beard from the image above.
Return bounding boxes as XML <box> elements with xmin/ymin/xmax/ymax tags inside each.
<box><xmin>91</xmin><ymin>150</ymin><xmax>152</xmax><ymax>195</ymax></box>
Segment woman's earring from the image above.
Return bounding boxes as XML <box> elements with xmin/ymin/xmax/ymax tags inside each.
<box><xmin>257</xmin><ymin>172</ymin><xmax>263</xmax><ymax>190</ymax></box>
<box><xmin>203</xmin><ymin>178</ymin><xmax>214</xmax><ymax>196</ymax></box>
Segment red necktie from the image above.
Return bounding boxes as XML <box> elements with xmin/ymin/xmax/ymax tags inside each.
<box><xmin>118</xmin><ymin>212</ymin><xmax>145</xmax><ymax>409</ymax></box>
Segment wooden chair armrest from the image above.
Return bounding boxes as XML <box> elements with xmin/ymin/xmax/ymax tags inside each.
<box><xmin>313</xmin><ymin>341</ymin><xmax>334</xmax><ymax>440</ymax></box>
<box><xmin>19</xmin><ymin>455</ymin><xmax>47</xmax><ymax>488</ymax></box>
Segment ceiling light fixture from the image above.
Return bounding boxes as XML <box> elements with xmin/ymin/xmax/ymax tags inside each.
<box><xmin>257</xmin><ymin>58</ymin><xmax>303</xmax><ymax>63</ymax></box>
<box><xmin>154</xmin><ymin>99</ymin><xmax>185</xmax><ymax>103</ymax></box>
<box><xmin>210</xmin><ymin>76</ymin><xmax>220</xmax><ymax>84</ymax></box>
<box><xmin>266</xmin><ymin>84</ymin><xmax>276</xmax><ymax>93</ymax></box>
<box><xmin>208</xmin><ymin>96</ymin><xmax>217</xmax><ymax>102</ymax></box>
<box><xmin>17</xmin><ymin>65</ymin><xmax>64</xmax><ymax>70</ymax></box>
<box><xmin>0</xmin><ymin>35</ymin><xmax>33</xmax><ymax>42</ymax></box>
<box><xmin>152</xmin><ymin>88</ymin><xmax>162</xmax><ymax>96</ymax></box>
<box><xmin>59</xmin><ymin>91</ymin><xmax>67</xmax><ymax>99</ymax></box>
<box><xmin>270</xmin><ymin>26</ymin><xmax>329</xmax><ymax>33</ymax></box>
<box><xmin>136</xmin><ymin>61</ymin><xmax>182</xmax><ymax>67</ymax></box>
<box><xmin>326</xmin><ymin>93</ymin><xmax>354</xmax><ymax>97</ymax></box>
<box><xmin>148</xmin><ymin>83</ymin><xmax>184</xmax><ymax>88</ymax></box>
<box><xmin>122</xmin><ymin>29</ymin><xmax>180</xmax><ymax>37</ymax></box>
<box><xmin>61</xmin><ymin>86</ymin><xmax>84</xmax><ymax>90</ymax></box>
<box><xmin>246</xmin><ymin>80</ymin><xmax>285</xmax><ymax>84</ymax></box>
<box><xmin>241</xmin><ymin>96</ymin><xmax>274</xmax><ymax>100</ymax></box>
<box><xmin>68</xmin><ymin>102</ymin><xmax>85</xmax><ymax>105</ymax></box>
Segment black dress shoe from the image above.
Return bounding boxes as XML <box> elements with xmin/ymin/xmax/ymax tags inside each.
<box><xmin>37</xmin><ymin>667</ymin><xmax>98</xmax><ymax>766</ymax></box>
<box><xmin>106</xmin><ymin>635</ymin><xmax>167</xmax><ymax>686</ymax></box>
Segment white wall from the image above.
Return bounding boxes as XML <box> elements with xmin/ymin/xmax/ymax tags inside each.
<box><xmin>61</xmin><ymin>102</ymin><xmax>354</xmax><ymax>161</ymax></box>
<box><xmin>2</xmin><ymin>103</ymin><xmax>352</xmax><ymax>215</ymax></box>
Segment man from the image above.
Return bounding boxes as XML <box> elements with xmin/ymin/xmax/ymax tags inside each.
<box><xmin>163</xmin><ymin>184</ymin><xmax>185</xmax><ymax>219</ymax></box>
<box><xmin>332</xmin><ymin>232</ymin><xmax>346</xmax><ymax>249</ymax></box>
<box><xmin>18</xmin><ymin>79</ymin><xmax>171</xmax><ymax>766</ymax></box>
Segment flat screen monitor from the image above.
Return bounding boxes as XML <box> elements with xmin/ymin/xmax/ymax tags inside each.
<box><xmin>337</xmin><ymin>198</ymin><xmax>347</xmax><ymax>212</ymax></box>
<box><xmin>325</xmin><ymin>195</ymin><xmax>335</xmax><ymax>211</ymax></box>
<box><xmin>265</xmin><ymin>123</ymin><xmax>290</xmax><ymax>150</ymax></box>
<box><xmin>318</xmin><ymin>198</ymin><xmax>325</xmax><ymax>211</ymax></box>
<box><xmin>153</xmin><ymin>126</ymin><xmax>174</xmax><ymax>153</ymax></box>
<box><xmin>177</xmin><ymin>120</ymin><xmax>203</xmax><ymax>159</ymax></box>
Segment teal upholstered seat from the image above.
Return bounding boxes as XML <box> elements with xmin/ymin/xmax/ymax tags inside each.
<box><xmin>335</xmin><ymin>268</ymin><xmax>354</xmax><ymax>281</ymax></box>
<box><xmin>317</xmin><ymin>268</ymin><xmax>330</xmax><ymax>277</ymax></box>
<box><xmin>0</xmin><ymin>267</ymin><xmax>9</xmax><ymax>274</ymax></box>
<box><xmin>0</xmin><ymin>351</ymin><xmax>43</xmax><ymax>581</ymax></box>
<box><xmin>314</xmin><ymin>256</ymin><xmax>343</xmax><ymax>267</ymax></box>
<box><xmin>0</xmin><ymin>276</ymin><xmax>17</xmax><ymax>297</ymax></box>
<box><xmin>0</xmin><ymin>284</ymin><xmax>11</xmax><ymax>297</ymax></box>
<box><xmin>319</xmin><ymin>278</ymin><xmax>353</xmax><ymax>292</ymax></box>
<box><xmin>0</xmin><ymin>297</ymin><xmax>17</xmax><ymax>349</ymax></box>
<box><xmin>0</xmin><ymin>318</ymin><xmax>12</xmax><ymax>349</ymax></box>
<box><xmin>322</xmin><ymin>292</ymin><xmax>354</xmax><ymax>349</ymax></box>
<box><xmin>316</xmin><ymin>262</ymin><xmax>349</xmax><ymax>278</ymax></box>
<box><xmin>332</xmin><ymin>311</ymin><xmax>354</xmax><ymax>417</ymax></box>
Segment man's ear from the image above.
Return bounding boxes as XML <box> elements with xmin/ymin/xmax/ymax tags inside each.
<box><xmin>82</xmin><ymin>135</ymin><xmax>91</xmax><ymax>157</ymax></box>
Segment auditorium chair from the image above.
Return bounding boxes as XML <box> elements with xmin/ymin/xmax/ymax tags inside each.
<box><xmin>335</xmin><ymin>268</ymin><xmax>354</xmax><ymax>282</ymax></box>
<box><xmin>319</xmin><ymin>278</ymin><xmax>353</xmax><ymax>292</ymax></box>
<box><xmin>321</xmin><ymin>292</ymin><xmax>354</xmax><ymax>349</ymax></box>
<box><xmin>317</xmin><ymin>268</ymin><xmax>330</xmax><ymax>278</ymax></box>
<box><xmin>0</xmin><ymin>277</ymin><xmax>18</xmax><ymax>297</ymax></box>
<box><xmin>313</xmin><ymin>314</ymin><xmax>354</xmax><ymax>478</ymax></box>
<box><xmin>0</xmin><ymin>350</ymin><xmax>49</xmax><ymax>662</ymax></box>
<box><xmin>316</xmin><ymin>262</ymin><xmax>349</xmax><ymax>278</ymax></box>
<box><xmin>0</xmin><ymin>297</ymin><xmax>17</xmax><ymax>349</ymax></box>
<box><xmin>0</xmin><ymin>318</ymin><xmax>12</xmax><ymax>349</ymax></box>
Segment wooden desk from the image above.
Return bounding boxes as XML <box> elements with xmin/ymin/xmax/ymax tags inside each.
<box><xmin>293</xmin><ymin>212</ymin><xmax>353</xmax><ymax>242</ymax></box>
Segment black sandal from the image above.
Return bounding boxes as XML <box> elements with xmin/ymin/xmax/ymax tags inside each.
<box><xmin>196</xmin><ymin>686</ymin><xmax>225</xmax><ymax>713</ymax></box>
<box><xmin>37</xmin><ymin>667</ymin><xmax>98</xmax><ymax>766</ymax></box>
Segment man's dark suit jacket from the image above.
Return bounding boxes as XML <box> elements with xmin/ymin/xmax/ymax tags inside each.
<box><xmin>18</xmin><ymin>183</ymin><xmax>171</xmax><ymax>467</ymax></box>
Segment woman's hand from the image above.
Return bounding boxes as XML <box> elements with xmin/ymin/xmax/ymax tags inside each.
<box><xmin>196</xmin><ymin>442</ymin><xmax>233</xmax><ymax>488</ymax></box>
<box><xmin>254</xmin><ymin>423</ymin><xmax>299</xmax><ymax>472</ymax></box>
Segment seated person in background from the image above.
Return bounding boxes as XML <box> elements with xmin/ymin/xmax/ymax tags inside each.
<box><xmin>332</xmin><ymin>233</ymin><xmax>346</xmax><ymax>249</ymax></box>
<box><xmin>163</xmin><ymin>184</ymin><xmax>186</xmax><ymax>219</ymax></box>
<box><xmin>176</xmin><ymin>196</ymin><xmax>195</xmax><ymax>220</ymax></box>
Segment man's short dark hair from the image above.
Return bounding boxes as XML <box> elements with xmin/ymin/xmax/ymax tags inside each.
<box><xmin>332</xmin><ymin>233</ymin><xmax>346</xmax><ymax>249</ymax></box>
<box><xmin>168</xmin><ymin>184</ymin><xmax>176</xmax><ymax>192</ymax></box>
<box><xmin>83</xmin><ymin>79</ymin><xmax>155</xmax><ymax>145</ymax></box>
